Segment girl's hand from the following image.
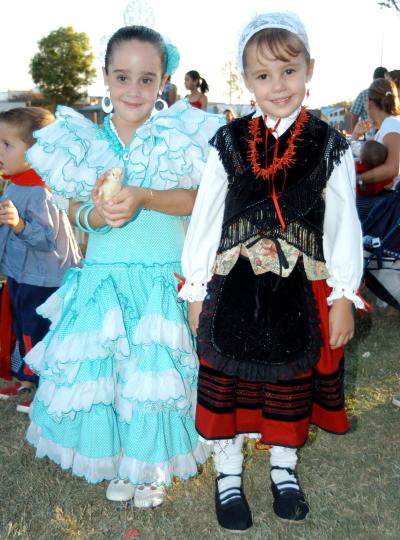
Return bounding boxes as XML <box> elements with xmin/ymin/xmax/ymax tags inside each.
<box><xmin>94</xmin><ymin>184</ymin><xmax>149</xmax><ymax>228</ymax></box>
<box><xmin>0</xmin><ymin>200</ymin><xmax>24</xmax><ymax>232</ymax></box>
<box><xmin>188</xmin><ymin>301</ymin><xmax>203</xmax><ymax>336</ymax></box>
<box><xmin>352</xmin><ymin>119</ymin><xmax>372</xmax><ymax>140</ymax></box>
<box><xmin>329</xmin><ymin>297</ymin><xmax>354</xmax><ymax>349</ymax></box>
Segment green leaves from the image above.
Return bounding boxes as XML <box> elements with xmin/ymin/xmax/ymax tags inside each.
<box><xmin>30</xmin><ymin>26</ymin><xmax>97</xmax><ymax>106</ymax></box>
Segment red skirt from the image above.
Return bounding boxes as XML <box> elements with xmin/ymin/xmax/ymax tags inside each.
<box><xmin>195</xmin><ymin>279</ymin><xmax>350</xmax><ymax>448</ymax></box>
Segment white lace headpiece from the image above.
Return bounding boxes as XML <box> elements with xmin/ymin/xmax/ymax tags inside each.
<box><xmin>237</xmin><ymin>11</ymin><xmax>310</xmax><ymax>74</ymax></box>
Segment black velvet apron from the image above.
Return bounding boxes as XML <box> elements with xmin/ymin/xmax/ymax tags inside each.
<box><xmin>197</xmin><ymin>257</ymin><xmax>322</xmax><ymax>382</ymax></box>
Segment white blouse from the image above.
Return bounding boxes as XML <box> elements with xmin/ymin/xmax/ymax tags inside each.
<box><xmin>179</xmin><ymin>107</ymin><xmax>365</xmax><ymax>309</ymax></box>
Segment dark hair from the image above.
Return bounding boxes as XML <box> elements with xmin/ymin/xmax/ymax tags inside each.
<box><xmin>0</xmin><ymin>107</ymin><xmax>54</xmax><ymax>147</ymax></box>
<box><xmin>186</xmin><ymin>70</ymin><xmax>209</xmax><ymax>94</ymax></box>
<box><xmin>389</xmin><ymin>69</ymin><xmax>400</xmax><ymax>88</ymax></box>
<box><xmin>373</xmin><ymin>66</ymin><xmax>388</xmax><ymax>80</ymax></box>
<box><xmin>243</xmin><ymin>28</ymin><xmax>311</xmax><ymax>71</ymax></box>
<box><xmin>368</xmin><ymin>78</ymin><xmax>400</xmax><ymax>115</ymax></box>
<box><xmin>360</xmin><ymin>140</ymin><xmax>388</xmax><ymax>168</ymax></box>
<box><xmin>104</xmin><ymin>25</ymin><xmax>166</xmax><ymax>75</ymax></box>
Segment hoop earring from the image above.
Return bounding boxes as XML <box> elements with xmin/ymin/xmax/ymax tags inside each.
<box><xmin>101</xmin><ymin>90</ymin><xmax>113</xmax><ymax>114</ymax></box>
<box><xmin>152</xmin><ymin>96</ymin><xmax>168</xmax><ymax>115</ymax></box>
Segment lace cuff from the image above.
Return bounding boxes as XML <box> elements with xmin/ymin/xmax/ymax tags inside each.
<box><xmin>178</xmin><ymin>281</ymin><xmax>207</xmax><ymax>302</ymax></box>
<box><xmin>326</xmin><ymin>279</ymin><xmax>365</xmax><ymax>309</ymax></box>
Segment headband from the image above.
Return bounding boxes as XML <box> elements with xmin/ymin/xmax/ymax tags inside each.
<box><xmin>237</xmin><ymin>11</ymin><xmax>310</xmax><ymax>74</ymax></box>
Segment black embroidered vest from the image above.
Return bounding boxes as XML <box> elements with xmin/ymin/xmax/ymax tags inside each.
<box><xmin>210</xmin><ymin>111</ymin><xmax>349</xmax><ymax>262</ymax></box>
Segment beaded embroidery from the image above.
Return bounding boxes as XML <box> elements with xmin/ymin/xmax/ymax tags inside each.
<box><xmin>103</xmin><ymin>115</ymin><xmax>129</xmax><ymax>161</ymax></box>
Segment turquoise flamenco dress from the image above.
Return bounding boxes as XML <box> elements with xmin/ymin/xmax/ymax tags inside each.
<box><xmin>24</xmin><ymin>100</ymin><xmax>224</xmax><ymax>486</ymax></box>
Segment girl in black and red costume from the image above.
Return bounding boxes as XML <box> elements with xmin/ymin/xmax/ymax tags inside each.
<box><xmin>179</xmin><ymin>11</ymin><xmax>365</xmax><ymax>533</ymax></box>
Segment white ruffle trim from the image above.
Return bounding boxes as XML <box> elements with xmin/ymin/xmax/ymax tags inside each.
<box><xmin>119</xmin><ymin>368</ymin><xmax>193</xmax><ymax>404</ymax></box>
<box><xmin>35</xmin><ymin>377</ymin><xmax>115</xmax><ymax>418</ymax></box>
<box><xmin>116</xmin><ymin>377</ymin><xmax>196</xmax><ymax>423</ymax></box>
<box><xmin>25</xmin><ymin>307</ymin><xmax>129</xmax><ymax>374</ymax></box>
<box><xmin>118</xmin><ymin>443</ymin><xmax>211</xmax><ymax>486</ymax></box>
<box><xmin>178</xmin><ymin>282</ymin><xmax>207</xmax><ymax>302</ymax></box>
<box><xmin>133</xmin><ymin>314</ymin><xmax>195</xmax><ymax>353</ymax></box>
<box><xmin>326</xmin><ymin>280</ymin><xmax>365</xmax><ymax>309</ymax></box>
<box><xmin>27</xmin><ymin>422</ymin><xmax>211</xmax><ymax>486</ymax></box>
<box><xmin>36</xmin><ymin>293</ymin><xmax>64</xmax><ymax>328</ymax></box>
<box><xmin>35</xmin><ymin>368</ymin><xmax>197</xmax><ymax>420</ymax></box>
<box><xmin>27</xmin><ymin>422</ymin><xmax>120</xmax><ymax>483</ymax></box>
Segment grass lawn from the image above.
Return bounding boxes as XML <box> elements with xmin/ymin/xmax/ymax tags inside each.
<box><xmin>0</xmin><ymin>299</ymin><xmax>399</xmax><ymax>540</ymax></box>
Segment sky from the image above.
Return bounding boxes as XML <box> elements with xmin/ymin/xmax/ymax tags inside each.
<box><xmin>1</xmin><ymin>0</ymin><xmax>400</xmax><ymax>108</ymax></box>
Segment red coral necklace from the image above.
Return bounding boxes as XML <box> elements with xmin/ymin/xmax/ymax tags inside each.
<box><xmin>247</xmin><ymin>107</ymin><xmax>308</xmax><ymax>230</ymax></box>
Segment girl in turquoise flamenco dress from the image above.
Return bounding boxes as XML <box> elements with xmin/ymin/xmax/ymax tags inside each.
<box><xmin>24</xmin><ymin>25</ymin><xmax>223</xmax><ymax>508</ymax></box>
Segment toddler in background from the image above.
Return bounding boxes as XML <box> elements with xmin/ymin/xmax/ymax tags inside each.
<box><xmin>0</xmin><ymin>107</ymin><xmax>81</xmax><ymax>412</ymax></box>
<box><xmin>356</xmin><ymin>140</ymin><xmax>392</xmax><ymax>196</ymax></box>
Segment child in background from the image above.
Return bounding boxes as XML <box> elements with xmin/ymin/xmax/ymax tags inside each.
<box><xmin>0</xmin><ymin>107</ymin><xmax>81</xmax><ymax>412</ymax></box>
<box><xmin>223</xmin><ymin>108</ymin><xmax>236</xmax><ymax>123</ymax></box>
<box><xmin>24</xmin><ymin>26</ymin><xmax>223</xmax><ymax>508</ymax></box>
<box><xmin>184</xmin><ymin>70</ymin><xmax>209</xmax><ymax>110</ymax></box>
<box><xmin>355</xmin><ymin>140</ymin><xmax>393</xmax><ymax>196</ymax></box>
<box><xmin>179</xmin><ymin>11</ymin><xmax>364</xmax><ymax>532</ymax></box>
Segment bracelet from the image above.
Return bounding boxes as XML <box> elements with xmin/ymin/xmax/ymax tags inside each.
<box><xmin>75</xmin><ymin>202</ymin><xmax>111</xmax><ymax>234</ymax></box>
<box><xmin>144</xmin><ymin>188</ymin><xmax>155</xmax><ymax>211</ymax></box>
<box><xmin>75</xmin><ymin>202</ymin><xmax>93</xmax><ymax>232</ymax></box>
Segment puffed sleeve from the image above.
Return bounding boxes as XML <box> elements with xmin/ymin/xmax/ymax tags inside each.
<box><xmin>178</xmin><ymin>148</ymin><xmax>228</xmax><ymax>301</ymax></box>
<box><xmin>323</xmin><ymin>147</ymin><xmax>365</xmax><ymax>308</ymax></box>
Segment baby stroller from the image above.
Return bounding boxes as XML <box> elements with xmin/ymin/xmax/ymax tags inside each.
<box><xmin>359</xmin><ymin>187</ymin><xmax>400</xmax><ymax>310</ymax></box>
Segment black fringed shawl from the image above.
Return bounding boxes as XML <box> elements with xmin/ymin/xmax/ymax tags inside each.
<box><xmin>210</xmin><ymin>111</ymin><xmax>349</xmax><ymax>261</ymax></box>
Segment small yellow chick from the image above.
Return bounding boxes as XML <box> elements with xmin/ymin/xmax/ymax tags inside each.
<box><xmin>98</xmin><ymin>167</ymin><xmax>124</xmax><ymax>201</ymax></box>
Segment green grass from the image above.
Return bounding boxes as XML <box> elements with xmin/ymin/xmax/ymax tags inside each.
<box><xmin>1</xmin><ymin>300</ymin><xmax>399</xmax><ymax>540</ymax></box>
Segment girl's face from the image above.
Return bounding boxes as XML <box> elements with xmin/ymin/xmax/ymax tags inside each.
<box><xmin>104</xmin><ymin>39</ymin><xmax>167</xmax><ymax>129</ymax></box>
<box><xmin>0</xmin><ymin>122</ymin><xmax>29</xmax><ymax>175</ymax></box>
<box><xmin>243</xmin><ymin>41</ymin><xmax>314</xmax><ymax>120</ymax></box>
<box><xmin>184</xmin><ymin>74</ymin><xmax>196</xmax><ymax>91</ymax></box>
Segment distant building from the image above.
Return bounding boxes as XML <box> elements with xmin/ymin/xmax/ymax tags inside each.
<box><xmin>0</xmin><ymin>90</ymin><xmax>54</xmax><ymax>111</ymax></box>
<box><xmin>0</xmin><ymin>91</ymin><xmax>27</xmax><ymax>111</ymax></box>
<box><xmin>320</xmin><ymin>104</ymin><xmax>352</xmax><ymax>132</ymax></box>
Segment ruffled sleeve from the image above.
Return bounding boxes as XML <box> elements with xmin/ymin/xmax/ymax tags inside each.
<box><xmin>128</xmin><ymin>100</ymin><xmax>225</xmax><ymax>190</ymax></box>
<box><xmin>27</xmin><ymin>106</ymin><xmax>122</xmax><ymax>201</ymax></box>
<box><xmin>27</xmin><ymin>102</ymin><xmax>224</xmax><ymax>200</ymax></box>
<box><xmin>323</xmin><ymin>147</ymin><xmax>365</xmax><ymax>309</ymax></box>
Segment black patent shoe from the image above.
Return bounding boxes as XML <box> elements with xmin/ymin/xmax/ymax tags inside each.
<box><xmin>215</xmin><ymin>473</ymin><xmax>253</xmax><ymax>532</ymax></box>
<box><xmin>270</xmin><ymin>466</ymin><xmax>309</xmax><ymax>521</ymax></box>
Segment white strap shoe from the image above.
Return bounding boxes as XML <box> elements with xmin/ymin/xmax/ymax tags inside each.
<box><xmin>134</xmin><ymin>484</ymin><xmax>165</xmax><ymax>508</ymax></box>
<box><xmin>106</xmin><ymin>479</ymin><xmax>136</xmax><ymax>502</ymax></box>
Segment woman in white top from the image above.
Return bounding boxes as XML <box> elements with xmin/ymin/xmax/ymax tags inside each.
<box><xmin>353</xmin><ymin>78</ymin><xmax>400</xmax><ymax>410</ymax></box>
<box><xmin>353</xmin><ymin>78</ymin><xmax>400</xmax><ymax>190</ymax></box>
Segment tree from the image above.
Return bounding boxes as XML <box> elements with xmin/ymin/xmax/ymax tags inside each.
<box><xmin>378</xmin><ymin>0</ymin><xmax>400</xmax><ymax>11</ymax></box>
<box><xmin>221</xmin><ymin>59</ymin><xmax>242</xmax><ymax>104</ymax></box>
<box><xmin>30</xmin><ymin>27</ymin><xmax>96</xmax><ymax>106</ymax></box>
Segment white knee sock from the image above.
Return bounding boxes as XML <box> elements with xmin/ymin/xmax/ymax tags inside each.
<box><xmin>214</xmin><ymin>435</ymin><xmax>244</xmax><ymax>505</ymax></box>
<box><xmin>270</xmin><ymin>445</ymin><xmax>299</xmax><ymax>490</ymax></box>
